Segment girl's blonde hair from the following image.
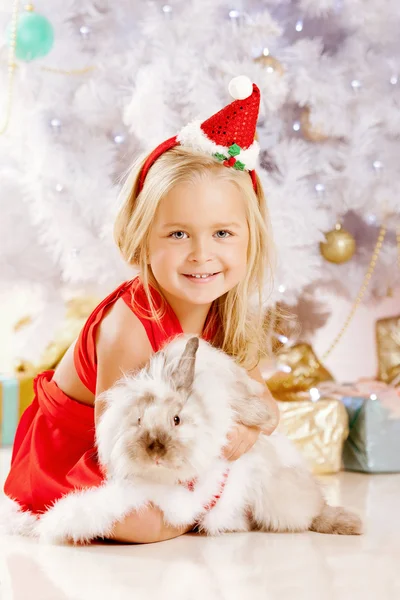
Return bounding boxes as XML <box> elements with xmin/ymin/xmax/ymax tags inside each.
<box><xmin>114</xmin><ymin>146</ymin><xmax>276</xmax><ymax>370</ymax></box>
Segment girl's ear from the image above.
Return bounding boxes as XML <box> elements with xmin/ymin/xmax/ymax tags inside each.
<box><xmin>170</xmin><ymin>337</ymin><xmax>199</xmax><ymax>393</ymax></box>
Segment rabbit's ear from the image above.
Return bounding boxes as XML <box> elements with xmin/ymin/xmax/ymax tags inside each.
<box><xmin>171</xmin><ymin>337</ymin><xmax>199</xmax><ymax>393</ymax></box>
<box><xmin>231</xmin><ymin>374</ymin><xmax>272</xmax><ymax>429</ymax></box>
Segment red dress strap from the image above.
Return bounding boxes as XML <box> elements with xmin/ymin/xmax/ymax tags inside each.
<box><xmin>119</xmin><ymin>279</ymin><xmax>183</xmax><ymax>352</ymax></box>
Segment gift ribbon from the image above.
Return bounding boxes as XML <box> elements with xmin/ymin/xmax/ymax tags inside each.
<box><xmin>0</xmin><ymin>375</ymin><xmax>19</xmax><ymax>446</ymax></box>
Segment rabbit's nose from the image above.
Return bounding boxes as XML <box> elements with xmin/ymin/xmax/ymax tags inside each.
<box><xmin>147</xmin><ymin>439</ymin><xmax>166</xmax><ymax>457</ymax></box>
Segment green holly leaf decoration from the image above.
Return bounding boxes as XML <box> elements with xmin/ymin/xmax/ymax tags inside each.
<box><xmin>233</xmin><ymin>160</ymin><xmax>245</xmax><ymax>171</ymax></box>
<box><xmin>228</xmin><ymin>143</ymin><xmax>241</xmax><ymax>157</ymax></box>
<box><xmin>214</xmin><ymin>152</ymin><xmax>228</xmax><ymax>162</ymax></box>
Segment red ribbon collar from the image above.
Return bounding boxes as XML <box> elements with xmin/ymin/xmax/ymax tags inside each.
<box><xmin>180</xmin><ymin>469</ymin><xmax>230</xmax><ymax>513</ymax></box>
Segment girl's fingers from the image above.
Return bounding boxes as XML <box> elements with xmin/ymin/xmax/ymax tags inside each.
<box><xmin>226</xmin><ymin>439</ymin><xmax>247</xmax><ymax>462</ymax></box>
<box><xmin>222</xmin><ymin>424</ymin><xmax>261</xmax><ymax>460</ymax></box>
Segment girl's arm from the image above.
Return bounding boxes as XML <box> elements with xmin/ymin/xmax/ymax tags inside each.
<box><xmin>95</xmin><ymin>298</ymin><xmax>193</xmax><ymax>544</ymax></box>
<box><xmin>246</xmin><ymin>365</ymin><xmax>280</xmax><ymax>435</ymax></box>
<box><xmin>222</xmin><ymin>365</ymin><xmax>280</xmax><ymax>462</ymax></box>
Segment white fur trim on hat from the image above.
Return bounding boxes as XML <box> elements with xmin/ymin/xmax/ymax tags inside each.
<box><xmin>177</xmin><ymin>120</ymin><xmax>260</xmax><ymax>170</ymax></box>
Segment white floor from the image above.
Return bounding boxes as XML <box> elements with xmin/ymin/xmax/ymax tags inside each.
<box><xmin>0</xmin><ymin>449</ymin><xmax>399</xmax><ymax>600</ymax></box>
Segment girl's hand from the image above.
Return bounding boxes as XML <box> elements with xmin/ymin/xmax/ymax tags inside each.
<box><xmin>222</xmin><ymin>423</ymin><xmax>260</xmax><ymax>462</ymax></box>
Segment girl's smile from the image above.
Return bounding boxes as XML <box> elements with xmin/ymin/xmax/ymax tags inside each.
<box><xmin>181</xmin><ymin>272</ymin><xmax>221</xmax><ymax>283</ymax></box>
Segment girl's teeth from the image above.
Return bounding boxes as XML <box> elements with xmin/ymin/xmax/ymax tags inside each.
<box><xmin>189</xmin><ymin>274</ymin><xmax>213</xmax><ymax>278</ymax></box>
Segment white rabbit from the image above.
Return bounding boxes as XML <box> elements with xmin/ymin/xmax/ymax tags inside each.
<box><xmin>35</xmin><ymin>335</ymin><xmax>362</xmax><ymax>543</ymax></box>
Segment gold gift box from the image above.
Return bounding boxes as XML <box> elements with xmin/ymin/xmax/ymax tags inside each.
<box><xmin>376</xmin><ymin>314</ymin><xmax>400</xmax><ymax>386</ymax></box>
<box><xmin>15</xmin><ymin>370</ymin><xmax>36</xmax><ymax>413</ymax></box>
<box><xmin>262</xmin><ymin>343</ymin><xmax>348</xmax><ymax>473</ymax></box>
<box><xmin>265</xmin><ymin>343</ymin><xmax>334</xmax><ymax>402</ymax></box>
<box><xmin>277</xmin><ymin>399</ymin><xmax>349</xmax><ymax>474</ymax></box>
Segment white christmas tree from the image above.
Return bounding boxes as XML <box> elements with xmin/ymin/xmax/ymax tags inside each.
<box><xmin>0</xmin><ymin>0</ymin><xmax>399</xmax><ymax>365</ymax></box>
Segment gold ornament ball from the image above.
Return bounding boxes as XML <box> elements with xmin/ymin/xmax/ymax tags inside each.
<box><xmin>300</xmin><ymin>107</ymin><xmax>329</xmax><ymax>143</ymax></box>
<box><xmin>320</xmin><ymin>224</ymin><xmax>356</xmax><ymax>264</ymax></box>
<box><xmin>254</xmin><ymin>54</ymin><xmax>285</xmax><ymax>77</ymax></box>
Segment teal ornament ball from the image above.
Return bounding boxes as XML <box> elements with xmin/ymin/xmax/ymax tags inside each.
<box><xmin>7</xmin><ymin>12</ymin><xmax>54</xmax><ymax>61</ymax></box>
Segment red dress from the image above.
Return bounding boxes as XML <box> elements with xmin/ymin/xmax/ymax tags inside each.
<box><xmin>4</xmin><ymin>277</ymin><xmax>217</xmax><ymax>514</ymax></box>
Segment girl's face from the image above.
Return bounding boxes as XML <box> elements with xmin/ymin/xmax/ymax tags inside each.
<box><xmin>148</xmin><ymin>174</ymin><xmax>249</xmax><ymax>307</ymax></box>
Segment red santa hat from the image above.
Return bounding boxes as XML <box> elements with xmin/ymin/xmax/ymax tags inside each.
<box><xmin>138</xmin><ymin>76</ymin><xmax>261</xmax><ymax>192</ymax></box>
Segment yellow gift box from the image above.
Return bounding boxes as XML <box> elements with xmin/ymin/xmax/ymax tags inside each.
<box><xmin>277</xmin><ymin>399</ymin><xmax>349</xmax><ymax>474</ymax></box>
<box><xmin>263</xmin><ymin>343</ymin><xmax>348</xmax><ymax>473</ymax></box>
<box><xmin>265</xmin><ymin>343</ymin><xmax>334</xmax><ymax>402</ymax></box>
<box><xmin>375</xmin><ymin>314</ymin><xmax>400</xmax><ymax>386</ymax></box>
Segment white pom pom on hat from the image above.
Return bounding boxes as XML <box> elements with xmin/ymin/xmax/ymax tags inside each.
<box><xmin>228</xmin><ymin>75</ymin><xmax>254</xmax><ymax>100</ymax></box>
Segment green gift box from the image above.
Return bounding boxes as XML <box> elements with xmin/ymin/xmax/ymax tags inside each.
<box><xmin>0</xmin><ymin>373</ymin><xmax>34</xmax><ymax>446</ymax></box>
<box><xmin>341</xmin><ymin>395</ymin><xmax>400</xmax><ymax>473</ymax></box>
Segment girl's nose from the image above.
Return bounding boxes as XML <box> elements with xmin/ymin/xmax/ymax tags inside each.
<box><xmin>188</xmin><ymin>238</ymin><xmax>213</xmax><ymax>263</ymax></box>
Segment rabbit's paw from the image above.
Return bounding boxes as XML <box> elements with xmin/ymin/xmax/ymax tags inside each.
<box><xmin>160</xmin><ymin>487</ymin><xmax>203</xmax><ymax>527</ymax></box>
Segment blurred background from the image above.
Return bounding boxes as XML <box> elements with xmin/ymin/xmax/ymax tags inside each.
<box><xmin>0</xmin><ymin>0</ymin><xmax>399</xmax><ymax>387</ymax></box>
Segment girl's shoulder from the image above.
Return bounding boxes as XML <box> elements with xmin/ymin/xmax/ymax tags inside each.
<box><xmin>97</xmin><ymin>284</ymin><xmax>148</xmax><ymax>347</ymax></box>
<box><xmin>95</xmin><ymin>294</ymin><xmax>154</xmax><ymax>399</ymax></box>
<box><xmin>96</xmin><ymin>276</ymin><xmax>183</xmax><ymax>353</ymax></box>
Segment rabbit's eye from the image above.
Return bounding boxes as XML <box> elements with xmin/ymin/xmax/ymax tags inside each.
<box><xmin>173</xmin><ymin>415</ymin><xmax>180</xmax><ymax>426</ymax></box>
<box><xmin>137</xmin><ymin>417</ymin><xmax>141</xmax><ymax>426</ymax></box>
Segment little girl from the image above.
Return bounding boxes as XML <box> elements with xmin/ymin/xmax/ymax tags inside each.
<box><xmin>4</xmin><ymin>76</ymin><xmax>280</xmax><ymax>544</ymax></box>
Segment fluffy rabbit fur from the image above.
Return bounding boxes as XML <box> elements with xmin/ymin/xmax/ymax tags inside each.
<box><xmin>95</xmin><ymin>335</ymin><xmax>362</xmax><ymax>537</ymax></box>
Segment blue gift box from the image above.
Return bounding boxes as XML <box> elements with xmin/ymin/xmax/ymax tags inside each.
<box><xmin>0</xmin><ymin>375</ymin><xmax>20</xmax><ymax>446</ymax></box>
<box><xmin>342</xmin><ymin>395</ymin><xmax>400</xmax><ymax>473</ymax></box>
<box><xmin>0</xmin><ymin>373</ymin><xmax>35</xmax><ymax>446</ymax></box>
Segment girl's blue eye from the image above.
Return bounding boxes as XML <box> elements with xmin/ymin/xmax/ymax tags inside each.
<box><xmin>171</xmin><ymin>231</ymin><xmax>187</xmax><ymax>239</ymax></box>
<box><xmin>170</xmin><ymin>230</ymin><xmax>233</xmax><ymax>239</ymax></box>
